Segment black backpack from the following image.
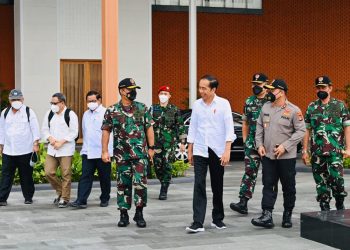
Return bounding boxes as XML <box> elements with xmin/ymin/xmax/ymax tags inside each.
<box><xmin>2</xmin><ymin>106</ymin><xmax>30</xmax><ymax>122</ymax></box>
<box><xmin>48</xmin><ymin>108</ymin><xmax>79</xmax><ymax>141</ymax></box>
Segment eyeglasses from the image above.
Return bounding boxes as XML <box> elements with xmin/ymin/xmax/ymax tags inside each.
<box><xmin>50</xmin><ymin>101</ymin><xmax>61</xmax><ymax>105</ymax></box>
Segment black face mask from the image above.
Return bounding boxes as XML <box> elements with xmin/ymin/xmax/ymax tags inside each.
<box><xmin>252</xmin><ymin>85</ymin><xmax>263</xmax><ymax>96</ymax></box>
<box><xmin>317</xmin><ymin>91</ymin><xmax>328</xmax><ymax>100</ymax></box>
<box><xmin>126</xmin><ymin>89</ymin><xmax>137</xmax><ymax>101</ymax></box>
<box><xmin>265</xmin><ymin>92</ymin><xmax>276</xmax><ymax>102</ymax></box>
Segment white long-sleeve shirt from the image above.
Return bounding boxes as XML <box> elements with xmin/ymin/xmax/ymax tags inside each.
<box><xmin>41</xmin><ymin>107</ymin><xmax>79</xmax><ymax>157</ymax></box>
<box><xmin>187</xmin><ymin>95</ymin><xmax>236</xmax><ymax>158</ymax></box>
<box><xmin>80</xmin><ymin>105</ymin><xmax>113</xmax><ymax>159</ymax></box>
<box><xmin>0</xmin><ymin>105</ymin><xmax>40</xmax><ymax>156</ymax></box>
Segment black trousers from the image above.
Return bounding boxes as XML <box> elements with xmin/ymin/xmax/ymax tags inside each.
<box><xmin>193</xmin><ymin>148</ymin><xmax>225</xmax><ymax>224</ymax></box>
<box><xmin>76</xmin><ymin>155</ymin><xmax>111</xmax><ymax>204</ymax></box>
<box><xmin>261</xmin><ymin>157</ymin><xmax>296</xmax><ymax>211</ymax></box>
<box><xmin>0</xmin><ymin>153</ymin><xmax>35</xmax><ymax>201</ymax></box>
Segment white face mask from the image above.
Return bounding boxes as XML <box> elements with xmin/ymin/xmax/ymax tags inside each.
<box><xmin>11</xmin><ymin>101</ymin><xmax>23</xmax><ymax>110</ymax></box>
<box><xmin>159</xmin><ymin>94</ymin><xmax>169</xmax><ymax>104</ymax></box>
<box><xmin>51</xmin><ymin>104</ymin><xmax>59</xmax><ymax>113</ymax></box>
<box><xmin>87</xmin><ymin>102</ymin><xmax>99</xmax><ymax>111</ymax></box>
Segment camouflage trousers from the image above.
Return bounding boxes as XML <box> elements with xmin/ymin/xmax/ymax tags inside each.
<box><xmin>153</xmin><ymin>148</ymin><xmax>175</xmax><ymax>184</ymax></box>
<box><xmin>117</xmin><ymin>159</ymin><xmax>148</xmax><ymax>210</ymax></box>
<box><xmin>238</xmin><ymin>147</ymin><xmax>261</xmax><ymax>199</ymax></box>
<box><xmin>311</xmin><ymin>153</ymin><xmax>348</xmax><ymax>202</ymax></box>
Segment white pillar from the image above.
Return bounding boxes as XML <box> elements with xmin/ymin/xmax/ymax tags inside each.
<box><xmin>189</xmin><ymin>0</ymin><xmax>197</xmax><ymax>108</ymax></box>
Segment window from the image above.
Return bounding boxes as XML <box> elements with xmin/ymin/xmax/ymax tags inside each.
<box><xmin>152</xmin><ymin>0</ymin><xmax>262</xmax><ymax>10</ymax></box>
<box><xmin>60</xmin><ymin>60</ymin><xmax>102</xmax><ymax>142</ymax></box>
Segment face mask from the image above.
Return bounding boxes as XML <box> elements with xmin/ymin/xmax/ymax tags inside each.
<box><xmin>265</xmin><ymin>92</ymin><xmax>276</xmax><ymax>102</ymax></box>
<box><xmin>252</xmin><ymin>85</ymin><xmax>263</xmax><ymax>96</ymax></box>
<box><xmin>126</xmin><ymin>89</ymin><xmax>137</xmax><ymax>101</ymax></box>
<box><xmin>159</xmin><ymin>94</ymin><xmax>169</xmax><ymax>104</ymax></box>
<box><xmin>317</xmin><ymin>91</ymin><xmax>328</xmax><ymax>100</ymax></box>
<box><xmin>11</xmin><ymin>101</ymin><xmax>23</xmax><ymax>110</ymax></box>
<box><xmin>51</xmin><ymin>104</ymin><xmax>59</xmax><ymax>113</ymax></box>
<box><xmin>87</xmin><ymin>102</ymin><xmax>99</xmax><ymax>111</ymax></box>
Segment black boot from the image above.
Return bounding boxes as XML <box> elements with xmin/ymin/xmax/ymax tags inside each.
<box><xmin>133</xmin><ymin>207</ymin><xmax>146</xmax><ymax>228</ymax></box>
<box><xmin>118</xmin><ymin>209</ymin><xmax>129</xmax><ymax>227</ymax></box>
<box><xmin>336</xmin><ymin>197</ymin><xmax>345</xmax><ymax>210</ymax></box>
<box><xmin>251</xmin><ymin>210</ymin><xmax>274</xmax><ymax>228</ymax></box>
<box><xmin>230</xmin><ymin>197</ymin><xmax>248</xmax><ymax>214</ymax></box>
<box><xmin>282</xmin><ymin>210</ymin><xmax>293</xmax><ymax>228</ymax></box>
<box><xmin>320</xmin><ymin>201</ymin><xmax>330</xmax><ymax>211</ymax></box>
<box><xmin>159</xmin><ymin>183</ymin><xmax>169</xmax><ymax>200</ymax></box>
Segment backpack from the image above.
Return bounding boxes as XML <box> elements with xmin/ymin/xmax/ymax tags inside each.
<box><xmin>48</xmin><ymin>108</ymin><xmax>79</xmax><ymax>141</ymax></box>
<box><xmin>2</xmin><ymin>106</ymin><xmax>30</xmax><ymax>122</ymax></box>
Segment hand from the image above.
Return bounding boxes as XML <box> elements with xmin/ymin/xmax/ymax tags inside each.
<box><xmin>53</xmin><ymin>140</ymin><xmax>64</xmax><ymax>150</ymax></box>
<box><xmin>148</xmin><ymin>149</ymin><xmax>155</xmax><ymax>163</ymax></box>
<box><xmin>0</xmin><ymin>145</ymin><xmax>3</xmax><ymax>157</ymax></box>
<box><xmin>258</xmin><ymin>146</ymin><xmax>266</xmax><ymax>157</ymax></box>
<box><xmin>220</xmin><ymin>149</ymin><xmax>230</xmax><ymax>167</ymax></box>
<box><xmin>102</xmin><ymin>152</ymin><xmax>111</xmax><ymax>163</ymax></box>
<box><xmin>188</xmin><ymin>150</ymin><xmax>193</xmax><ymax>166</ymax></box>
<box><xmin>343</xmin><ymin>149</ymin><xmax>350</xmax><ymax>158</ymax></box>
<box><xmin>179</xmin><ymin>144</ymin><xmax>186</xmax><ymax>153</ymax></box>
<box><xmin>274</xmin><ymin>144</ymin><xmax>286</xmax><ymax>159</ymax></box>
<box><xmin>33</xmin><ymin>144</ymin><xmax>39</xmax><ymax>153</ymax></box>
<box><xmin>48</xmin><ymin>136</ymin><xmax>56</xmax><ymax>146</ymax></box>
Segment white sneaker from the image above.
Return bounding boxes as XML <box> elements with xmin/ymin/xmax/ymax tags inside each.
<box><xmin>211</xmin><ymin>221</ymin><xmax>227</xmax><ymax>229</ymax></box>
<box><xmin>185</xmin><ymin>222</ymin><xmax>205</xmax><ymax>233</ymax></box>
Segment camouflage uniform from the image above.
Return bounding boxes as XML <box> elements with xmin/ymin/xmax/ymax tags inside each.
<box><xmin>305</xmin><ymin>98</ymin><xmax>350</xmax><ymax>203</ymax></box>
<box><xmin>102</xmin><ymin>101</ymin><xmax>153</xmax><ymax>209</ymax></box>
<box><xmin>150</xmin><ymin>104</ymin><xmax>186</xmax><ymax>184</ymax></box>
<box><xmin>238</xmin><ymin>95</ymin><xmax>268</xmax><ymax>199</ymax></box>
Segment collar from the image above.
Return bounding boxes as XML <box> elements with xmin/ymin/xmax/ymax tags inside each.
<box><xmin>200</xmin><ymin>94</ymin><xmax>217</xmax><ymax>106</ymax></box>
<box><xmin>89</xmin><ymin>104</ymin><xmax>103</xmax><ymax>113</ymax></box>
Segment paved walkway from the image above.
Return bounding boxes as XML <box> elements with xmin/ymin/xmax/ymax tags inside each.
<box><xmin>0</xmin><ymin>160</ymin><xmax>342</xmax><ymax>250</ymax></box>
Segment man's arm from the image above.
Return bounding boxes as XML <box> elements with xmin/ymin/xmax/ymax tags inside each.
<box><xmin>242</xmin><ymin>120</ymin><xmax>248</xmax><ymax>143</ymax></box>
<box><xmin>146</xmin><ymin>126</ymin><xmax>155</xmax><ymax>161</ymax></box>
<box><xmin>255</xmin><ymin>109</ymin><xmax>265</xmax><ymax>156</ymax></box>
<box><xmin>102</xmin><ymin>130</ymin><xmax>111</xmax><ymax>162</ymax></box>
<box><xmin>301</xmin><ymin>129</ymin><xmax>311</xmax><ymax>164</ymax></box>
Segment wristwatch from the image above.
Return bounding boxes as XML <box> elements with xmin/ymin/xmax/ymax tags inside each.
<box><xmin>301</xmin><ymin>149</ymin><xmax>308</xmax><ymax>154</ymax></box>
<box><xmin>149</xmin><ymin>145</ymin><xmax>155</xmax><ymax>150</ymax></box>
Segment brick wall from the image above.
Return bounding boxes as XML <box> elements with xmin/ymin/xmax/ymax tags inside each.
<box><xmin>152</xmin><ymin>0</ymin><xmax>350</xmax><ymax>113</ymax></box>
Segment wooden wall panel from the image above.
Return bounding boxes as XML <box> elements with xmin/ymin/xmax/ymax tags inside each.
<box><xmin>0</xmin><ymin>5</ymin><xmax>14</xmax><ymax>91</ymax></box>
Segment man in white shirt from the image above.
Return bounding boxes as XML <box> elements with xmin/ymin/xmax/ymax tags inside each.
<box><xmin>70</xmin><ymin>91</ymin><xmax>113</xmax><ymax>209</ymax></box>
<box><xmin>185</xmin><ymin>75</ymin><xmax>236</xmax><ymax>233</ymax></box>
<box><xmin>41</xmin><ymin>93</ymin><xmax>78</xmax><ymax>208</ymax></box>
<box><xmin>0</xmin><ymin>89</ymin><xmax>40</xmax><ymax>206</ymax></box>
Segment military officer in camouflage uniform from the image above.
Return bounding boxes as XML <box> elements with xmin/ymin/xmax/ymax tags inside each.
<box><xmin>230</xmin><ymin>73</ymin><xmax>270</xmax><ymax>214</ymax></box>
<box><xmin>150</xmin><ymin>85</ymin><xmax>187</xmax><ymax>200</ymax></box>
<box><xmin>302</xmin><ymin>76</ymin><xmax>350</xmax><ymax>211</ymax></box>
<box><xmin>102</xmin><ymin>78</ymin><xmax>155</xmax><ymax>228</ymax></box>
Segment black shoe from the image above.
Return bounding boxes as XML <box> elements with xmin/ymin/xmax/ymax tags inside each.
<box><xmin>211</xmin><ymin>220</ymin><xmax>227</xmax><ymax>229</ymax></box>
<box><xmin>320</xmin><ymin>201</ymin><xmax>330</xmax><ymax>211</ymax></box>
<box><xmin>159</xmin><ymin>183</ymin><xmax>169</xmax><ymax>200</ymax></box>
<box><xmin>24</xmin><ymin>199</ymin><xmax>33</xmax><ymax>205</ymax></box>
<box><xmin>335</xmin><ymin>197</ymin><xmax>345</xmax><ymax>210</ymax></box>
<box><xmin>53</xmin><ymin>196</ymin><xmax>61</xmax><ymax>205</ymax></box>
<box><xmin>58</xmin><ymin>200</ymin><xmax>69</xmax><ymax>208</ymax></box>
<box><xmin>251</xmin><ymin>210</ymin><xmax>274</xmax><ymax>228</ymax></box>
<box><xmin>185</xmin><ymin>222</ymin><xmax>205</xmax><ymax>233</ymax></box>
<box><xmin>118</xmin><ymin>209</ymin><xmax>130</xmax><ymax>227</ymax></box>
<box><xmin>282</xmin><ymin>210</ymin><xmax>293</xmax><ymax>228</ymax></box>
<box><xmin>70</xmin><ymin>200</ymin><xmax>87</xmax><ymax>209</ymax></box>
<box><xmin>230</xmin><ymin>197</ymin><xmax>248</xmax><ymax>214</ymax></box>
<box><xmin>133</xmin><ymin>207</ymin><xmax>146</xmax><ymax>228</ymax></box>
<box><xmin>0</xmin><ymin>201</ymin><xmax>7</xmax><ymax>206</ymax></box>
<box><xmin>100</xmin><ymin>201</ymin><xmax>109</xmax><ymax>207</ymax></box>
